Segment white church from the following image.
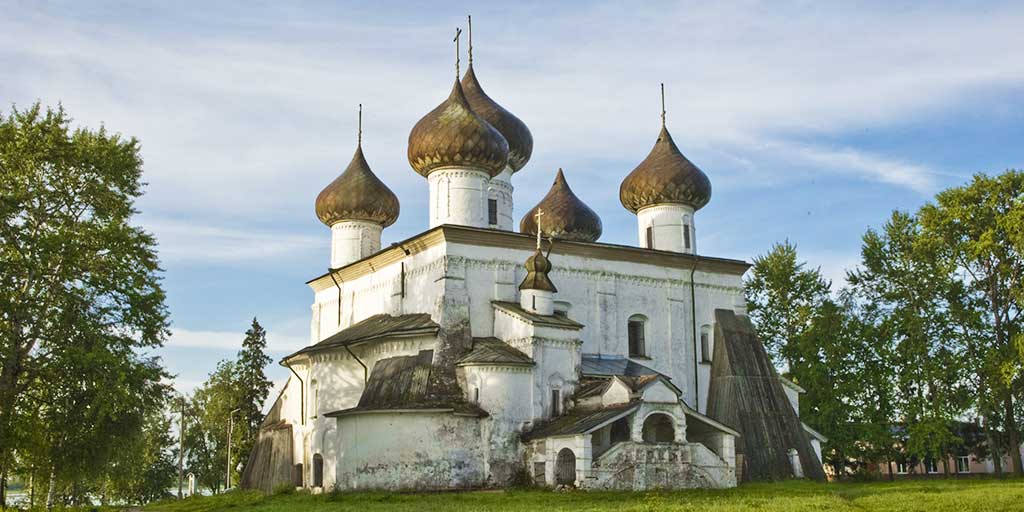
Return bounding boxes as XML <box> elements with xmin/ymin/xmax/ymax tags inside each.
<box><xmin>241</xmin><ymin>24</ymin><xmax>827</xmax><ymax>492</ymax></box>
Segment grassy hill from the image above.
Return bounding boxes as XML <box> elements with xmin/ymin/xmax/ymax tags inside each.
<box><xmin>141</xmin><ymin>478</ymin><xmax>1024</xmax><ymax>512</ymax></box>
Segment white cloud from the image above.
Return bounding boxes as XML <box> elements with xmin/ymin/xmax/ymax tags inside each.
<box><xmin>166</xmin><ymin>326</ymin><xmax>306</xmax><ymax>354</ymax></box>
<box><xmin>2</xmin><ymin>1</ymin><xmax>1021</xmax><ymax>226</ymax></box>
<box><xmin>143</xmin><ymin>217</ymin><xmax>326</xmax><ymax>263</ymax></box>
<box><xmin>761</xmin><ymin>141</ymin><xmax>941</xmax><ymax>194</ymax></box>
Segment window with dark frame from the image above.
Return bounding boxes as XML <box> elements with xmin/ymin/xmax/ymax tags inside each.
<box><xmin>628</xmin><ymin>317</ymin><xmax>646</xmax><ymax>357</ymax></box>
<box><xmin>683</xmin><ymin>224</ymin><xmax>691</xmax><ymax>250</ymax></box>
<box><xmin>551</xmin><ymin>389</ymin><xmax>561</xmax><ymax>416</ymax></box>
<box><xmin>645</xmin><ymin>226</ymin><xmax>654</xmax><ymax>249</ymax></box>
<box><xmin>700</xmin><ymin>331</ymin><xmax>712</xmax><ymax>363</ymax></box>
<box><xmin>488</xmin><ymin>198</ymin><xmax>498</xmax><ymax>225</ymax></box>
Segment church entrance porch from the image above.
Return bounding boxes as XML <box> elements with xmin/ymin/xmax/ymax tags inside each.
<box><xmin>523</xmin><ymin>402</ymin><xmax>738</xmax><ymax>490</ymax></box>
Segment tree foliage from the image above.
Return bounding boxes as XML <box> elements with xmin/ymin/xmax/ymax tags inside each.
<box><xmin>0</xmin><ymin>103</ymin><xmax>174</xmax><ymax>505</ymax></box>
<box><xmin>745</xmin><ymin>240</ymin><xmax>831</xmax><ymax>371</ymax></box>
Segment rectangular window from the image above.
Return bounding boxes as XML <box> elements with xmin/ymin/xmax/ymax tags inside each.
<box><xmin>956</xmin><ymin>456</ymin><xmax>970</xmax><ymax>473</ymax></box>
<box><xmin>628</xmin><ymin>320</ymin><xmax>646</xmax><ymax>357</ymax></box>
<box><xmin>701</xmin><ymin>332</ymin><xmax>712</xmax><ymax>363</ymax></box>
<box><xmin>896</xmin><ymin>462</ymin><xmax>908</xmax><ymax>474</ymax></box>
<box><xmin>683</xmin><ymin>224</ymin><xmax>691</xmax><ymax>250</ymax></box>
<box><xmin>645</xmin><ymin>226</ymin><xmax>654</xmax><ymax>249</ymax></box>
<box><xmin>473</xmin><ymin>387</ymin><xmax>480</xmax><ymax>404</ymax></box>
<box><xmin>551</xmin><ymin>389</ymin><xmax>561</xmax><ymax>416</ymax></box>
<box><xmin>925</xmin><ymin>458</ymin><xmax>938</xmax><ymax>474</ymax></box>
<box><xmin>488</xmin><ymin>198</ymin><xmax>498</xmax><ymax>225</ymax></box>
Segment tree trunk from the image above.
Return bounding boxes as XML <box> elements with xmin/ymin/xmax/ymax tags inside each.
<box><xmin>1</xmin><ymin>469</ymin><xmax>6</xmax><ymax>510</ymax></box>
<box><xmin>1004</xmin><ymin>394</ymin><xmax>1023</xmax><ymax>474</ymax></box>
<box><xmin>986</xmin><ymin>412</ymin><xmax>1004</xmax><ymax>476</ymax></box>
<box><xmin>45</xmin><ymin>467</ymin><xmax>55</xmax><ymax>511</ymax></box>
<box><xmin>887</xmin><ymin>460</ymin><xmax>895</xmax><ymax>481</ymax></box>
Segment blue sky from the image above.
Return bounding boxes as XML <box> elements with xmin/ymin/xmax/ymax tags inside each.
<box><xmin>3</xmin><ymin>1</ymin><xmax>1022</xmax><ymax>399</ymax></box>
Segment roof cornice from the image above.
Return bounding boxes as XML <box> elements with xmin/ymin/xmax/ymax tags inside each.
<box><xmin>307</xmin><ymin>225</ymin><xmax>750</xmax><ymax>291</ymax></box>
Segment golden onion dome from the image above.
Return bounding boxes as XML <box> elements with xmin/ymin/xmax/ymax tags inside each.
<box><xmin>408</xmin><ymin>79</ymin><xmax>509</xmax><ymax>178</ymax></box>
<box><xmin>519</xmin><ymin>248</ymin><xmax>557</xmax><ymax>292</ymax></box>
<box><xmin>520</xmin><ymin>169</ymin><xmax>602</xmax><ymax>243</ymax></box>
<box><xmin>461</xmin><ymin>65</ymin><xmax>533</xmax><ymax>172</ymax></box>
<box><xmin>620</xmin><ymin>125</ymin><xmax>712</xmax><ymax>213</ymax></box>
<box><xmin>315</xmin><ymin>144</ymin><xmax>400</xmax><ymax>227</ymax></box>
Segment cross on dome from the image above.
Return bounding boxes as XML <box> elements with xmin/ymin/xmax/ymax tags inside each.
<box><xmin>534</xmin><ymin>208</ymin><xmax>544</xmax><ymax>249</ymax></box>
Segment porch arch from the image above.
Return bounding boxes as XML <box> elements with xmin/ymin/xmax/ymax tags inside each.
<box><xmin>642</xmin><ymin>412</ymin><xmax>676</xmax><ymax>443</ymax></box>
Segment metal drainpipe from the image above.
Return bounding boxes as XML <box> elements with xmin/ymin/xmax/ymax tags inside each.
<box><xmin>284</xmin><ymin>361</ymin><xmax>305</xmax><ymax>424</ymax></box>
<box><xmin>327</xmin><ymin>269</ymin><xmax>342</xmax><ymax>326</ymax></box>
<box><xmin>690</xmin><ymin>256</ymin><xmax>700</xmax><ymax>412</ymax></box>
<box><xmin>327</xmin><ymin>269</ymin><xmax>368</xmax><ymax>384</ymax></box>
<box><xmin>345</xmin><ymin>345</ymin><xmax>368</xmax><ymax>385</ymax></box>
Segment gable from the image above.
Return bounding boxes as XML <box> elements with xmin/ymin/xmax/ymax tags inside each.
<box><xmin>601</xmin><ymin>378</ymin><xmax>633</xmax><ymax>406</ymax></box>
<box><xmin>641</xmin><ymin>380</ymin><xmax>679</xmax><ymax>403</ymax></box>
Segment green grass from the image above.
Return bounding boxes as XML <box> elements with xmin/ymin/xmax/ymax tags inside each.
<box><xmin>142</xmin><ymin>478</ymin><xmax>1024</xmax><ymax>512</ymax></box>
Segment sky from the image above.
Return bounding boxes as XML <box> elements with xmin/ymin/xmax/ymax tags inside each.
<box><xmin>2</xmin><ymin>1</ymin><xmax>1022</xmax><ymax>401</ymax></box>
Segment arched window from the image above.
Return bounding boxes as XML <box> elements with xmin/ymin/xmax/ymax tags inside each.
<box><xmin>312</xmin><ymin>454</ymin><xmax>324</xmax><ymax>487</ymax></box>
<box><xmin>310</xmin><ymin>380</ymin><xmax>319</xmax><ymax>419</ymax></box>
<box><xmin>628</xmin><ymin>315</ymin><xmax>647</xmax><ymax>358</ymax></box>
<box><xmin>700</xmin><ymin>325</ymin><xmax>712</xmax><ymax>363</ymax></box>
<box><xmin>642</xmin><ymin>413</ymin><xmax>676</xmax><ymax>443</ymax></box>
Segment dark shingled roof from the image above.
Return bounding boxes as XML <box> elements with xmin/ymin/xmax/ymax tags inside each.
<box><xmin>492</xmin><ymin>301</ymin><xmax>584</xmax><ymax>329</ymax></box>
<box><xmin>325</xmin><ymin>350</ymin><xmax>487</xmax><ymax>417</ymax></box>
<box><xmin>522</xmin><ymin>402</ymin><xmax>639</xmax><ymax>441</ymax></box>
<box><xmin>520</xmin><ymin>169</ymin><xmax>603</xmax><ymax>243</ymax></box>
<box><xmin>581</xmin><ymin>355</ymin><xmax>663</xmax><ymax>378</ymax></box>
<box><xmin>283</xmin><ymin>313</ymin><xmax>438</xmax><ymax>361</ymax></box>
<box><xmin>457</xmin><ymin>337</ymin><xmax>534</xmax><ymax>366</ymax></box>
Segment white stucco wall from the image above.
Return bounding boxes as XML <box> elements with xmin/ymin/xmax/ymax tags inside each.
<box><xmin>334</xmin><ymin>411</ymin><xmax>486</xmax><ymax>490</ymax></box>
<box><xmin>428</xmin><ymin>168</ymin><xmax>491</xmax><ymax>228</ymax></box>
<box><xmin>330</xmin><ymin>220</ymin><xmax>382</xmax><ymax>269</ymax></box>
<box><xmin>636</xmin><ymin>203</ymin><xmax>696</xmax><ymax>254</ymax></box>
<box><xmin>281</xmin><ymin>230</ymin><xmax>746</xmax><ymax>490</ymax></box>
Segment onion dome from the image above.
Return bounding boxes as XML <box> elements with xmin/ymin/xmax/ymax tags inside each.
<box><xmin>520</xmin><ymin>169</ymin><xmax>602</xmax><ymax>242</ymax></box>
<box><xmin>408</xmin><ymin>80</ymin><xmax>509</xmax><ymax>178</ymax></box>
<box><xmin>315</xmin><ymin>144</ymin><xmax>400</xmax><ymax>227</ymax></box>
<box><xmin>619</xmin><ymin>126</ymin><xmax>712</xmax><ymax>213</ymax></box>
<box><xmin>461</xmin><ymin>65</ymin><xmax>533</xmax><ymax>172</ymax></box>
<box><xmin>519</xmin><ymin>248</ymin><xmax>557</xmax><ymax>292</ymax></box>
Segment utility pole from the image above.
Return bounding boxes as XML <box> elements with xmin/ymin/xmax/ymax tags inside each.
<box><xmin>178</xmin><ymin>396</ymin><xmax>185</xmax><ymax>499</ymax></box>
<box><xmin>227</xmin><ymin>408</ymin><xmax>240</xmax><ymax>491</ymax></box>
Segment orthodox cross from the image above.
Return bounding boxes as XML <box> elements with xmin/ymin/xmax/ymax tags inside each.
<box><xmin>660</xmin><ymin>83</ymin><xmax>666</xmax><ymax>127</ymax></box>
<box><xmin>467</xmin><ymin>15</ymin><xmax>473</xmax><ymax>67</ymax></box>
<box><xmin>357</xmin><ymin>103</ymin><xmax>362</xmax><ymax>146</ymax></box>
<box><xmin>534</xmin><ymin>208</ymin><xmax>544</xmax><ymax>249</ymax></box>
<box><xmin>454</xmin><ymin>27</ymin><xmax>463</xmax><ymax>79</ymax></box>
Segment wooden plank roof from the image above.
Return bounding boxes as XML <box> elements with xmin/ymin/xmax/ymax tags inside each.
<box><xmin>325</xmin><ymin>350</ymin><xmax>486</xmax><ymax>418</ymax></box>
<box><xmin>457</xmin><ymin>337</ymin><xmax>534</xmax><ymax>367</ymax></box>
<box><xmin>492</xmin><ymin>301</ymin><xmax>584</xmax><ymax>329</ymax></box>
<box><xmin>521</xmin><ymin>402</ymin><xmax>639</xmax><ymax>441</ymax></box>
<box><xmin>282</xmin><ymin>313</ymin><xmax>438</xmax><ymax>362</ymax></box>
